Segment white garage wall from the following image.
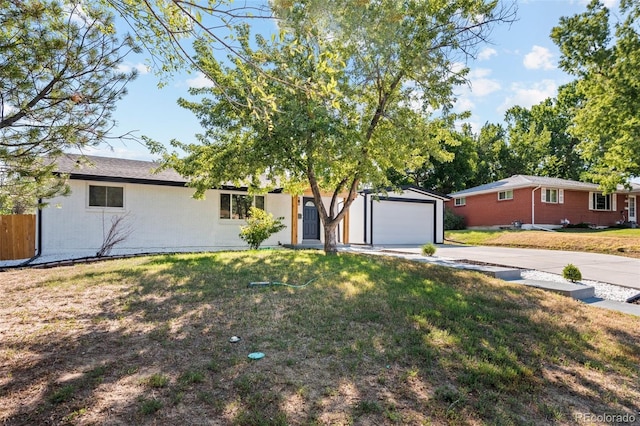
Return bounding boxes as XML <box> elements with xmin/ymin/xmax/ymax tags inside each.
<box><xmin>371</xmin><ymin>200</ymin><xmax>434</xmax><ymax>245</ymax></box>
<box><xmin>348</xmin><ymin>188</ymin><xmax>447</xmax><ymax>245</ymax></box>
<box><xmin>41</xmin><ymin>180</ymin><xmax>292</xmax><ymax>256</ymax></box>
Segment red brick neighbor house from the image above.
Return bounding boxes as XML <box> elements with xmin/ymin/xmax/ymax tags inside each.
<box><xmin>448</xmin><ymin>175</ymin><xmax>640</xmax><ymax>229</ymax></box>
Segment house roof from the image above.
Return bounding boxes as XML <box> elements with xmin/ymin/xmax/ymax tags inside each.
<box><xmin>52</xmin><ymin>154</ymin><xmax>283</xmax><ymax>192</ymax></box>
<box><xmin>359</xmin><ymin>185</ymin><xmax>451</xmax><ymax>201</ymax></box>
<box><xmin>405</xmin><ymin>186</ymin><xmax>451</xmax><ymax>201</ymax></box>
<box><xmin>449</xmin><ymin>175</ymin><xmax>640</xmax><ymax>197</ymax></box>
<box><xmin>54</xmin><ymin>154</ymin><xmax>188</xmax><ymax>186</ymax></box>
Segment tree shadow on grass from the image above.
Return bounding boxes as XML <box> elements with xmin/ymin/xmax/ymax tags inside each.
<box><xmin>1</xmin><ymin>251</ymin><xmax>638</xmax><ymax>425</ymax></box>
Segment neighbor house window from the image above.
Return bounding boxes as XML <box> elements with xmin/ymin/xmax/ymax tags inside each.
<box><xmin>454</xmin><ymin>197</ymin><xmax>466</xmax><ymax>206</ymax></box>
<box><xmin>498</xmin><ymin>190</ymin><xmax>513</xmax><ymax>201</ymax></box>
<box><xmin>542</xmin><ymin>188</ymin><xmax>564</xmax><ymax>204</ymax></box>
<box><xmin>544</xmin><ymin>188</ymin><xmax>558</xmax><ymax>203</ymax></box>
<box><xmin>590</xmin><ymin>192</ymin><xmax>615</xmax><ymax>211</ymax></box>
<box><xmin>89</xmin><ymin>185</ymin><xmax>124</xmax><ymax>208</ymax></box>
<box><xmin>219</xmin><ymin>193</ymin><xmax>265</xmax><ymax>219</ymax></box>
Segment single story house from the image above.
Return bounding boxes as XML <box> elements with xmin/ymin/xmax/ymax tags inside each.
<box><xmin>34</xmin><ymin>154</ymin><xmax>447</xmax><ymax>258</ymax></box>
<box><xmin>39</xmin><ymin>154</ymin><xmax>335</xmax><ymax>257</ymax></box>
<box><xmin>348</xmin><ymin>187</ymin><xmax>449</xmax><ymax>245</ymax></box>
<box><xmin>448</xmin><ymin>175</ymin><xmax>640</xmax><ymax>229</ymax></box>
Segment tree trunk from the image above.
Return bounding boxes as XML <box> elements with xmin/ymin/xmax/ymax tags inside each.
<box><xmin>323</xmin><ymin>220</ymin><xmax>339</xmax><ymax>255</ymax></box>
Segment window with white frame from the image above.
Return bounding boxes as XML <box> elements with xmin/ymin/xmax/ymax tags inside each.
<box><xmin>219</xmin><ymin>193</ymin><xmax>265</xmax><ymax>219</ymax></box>
<box><xmin>454</xmin><ymin>197</ymin><xmax>466</xmax><ymax>206</ymax></box>
<box><xmin>544</xmin><ymin>188</ymin><xmax>557</xmax><ymax>203</ymax></box>
<box><xmin>589</xmin><ymin>192</ymin><xmax>616</xmax><ymax>211</ymax></box>
<box><xmin>542</xmin><ymin>188</ymin><xmax>563</xmax><ymax>204</ymax></box>
<box><xmin>498</xmin><ymin>190</ymin><xmax>513</xmax><ymax>201</ymax></box>
<box><xmin>89</xmin><ymin>185</ymin><xmax>124</xmax><ymax>208</ymax></box>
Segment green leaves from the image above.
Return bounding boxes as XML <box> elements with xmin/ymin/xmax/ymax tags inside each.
<box><xmin>551</xmin><ymin>0</ymin><xmax>640</xmax><ymax>192</ymax></box>
<box><xmin>1</xmin><ymin>0</ymin><xmax>137</xmax><ymax>212</ymax></box>
<box><xmin>239</xmin><ymin>207</ymin><xmax>286</xmax><ymax>250</ymax></box>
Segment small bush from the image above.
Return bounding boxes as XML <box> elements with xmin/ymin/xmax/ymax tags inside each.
<box><xmin>563</xmin><ymin>264</ymin><xmax>582</xmax><ymax>282</ymax></box>
<box><xmin>239</xmin><ymin>207</ymin><xmax>286</xmax><ymax>249</ymax></box>
<box><xmin>565</xmin><ymin>222</ymin><xmax>591</xmax><ymax>229</ymax></box>
<box><xmin>49</xmin><ymin>385</ymin><xmax>75</xmax><ymax>404</ymax></box>
<box><xmin>422</xmin><ymin>243</ymin><xmax>436</xmax><ymax>256</ymax></box>
<box><xmin>353</xmin><ymin>400</ymin><xmax>383</xmax><ymax>416</ymax></box>
<box><xmin>179</xmin><ymin>370</ymin><xmax>205</xmax><ymax>384</ymax></box>
<box><xmin>146</xmin><ymin>373</ymin><xmax>169</xmax><ymax>388</ymax></box>
<box><xmin>140</xmin><ymin>398</ymin><xmax>163</xmax><ymax>415</ymax></box>
<box><xmin>444</xmin><ymin>208</ymin><xmax>466</xmax><ymax>230</ymax></box>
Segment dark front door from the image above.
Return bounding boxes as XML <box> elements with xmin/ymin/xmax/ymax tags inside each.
<box><xmin>302</xmin><ymin>197</ymin><xmax>320</xmax><ymax>240</ymax></box>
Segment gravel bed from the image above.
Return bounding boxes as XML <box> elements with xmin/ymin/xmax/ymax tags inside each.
<box><xmin>521</xmin><ymin>270</ymin><xmax>640</xmax><ymax>302</ymax></box>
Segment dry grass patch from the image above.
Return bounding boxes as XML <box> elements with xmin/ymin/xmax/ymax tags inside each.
<box><xmin>1</xmin><ymin>251</ymin><xmax>639</xmax><ymax>425</ymax></box>
<box><xmin>447</xmin><ymin>229</ymin><xmax>640</xmax><ymax>258</ymax></box>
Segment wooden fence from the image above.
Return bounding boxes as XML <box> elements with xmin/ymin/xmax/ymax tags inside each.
<box><xmin>0</xmin><ymin>214</ymin><xmax>36</xmax><ymax>261</ymax></box>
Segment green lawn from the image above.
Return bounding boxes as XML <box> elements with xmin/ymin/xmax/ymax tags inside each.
<box><xmin>1</xmin><ymin>250</ymin><xmax>639</xmax><ymax>424</ymax></box>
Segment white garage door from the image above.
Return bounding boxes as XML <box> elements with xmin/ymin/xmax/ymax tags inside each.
<box><xmin>371</xmin><ymin>200</ymin><xmax>434</xmax><ymax>245</ymax></box>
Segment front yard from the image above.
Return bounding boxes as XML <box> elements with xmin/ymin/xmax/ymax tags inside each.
<box><xmin>1</xmin><ymin>250</ymin><xmax>639</xmax><ymax>424</ymax></box>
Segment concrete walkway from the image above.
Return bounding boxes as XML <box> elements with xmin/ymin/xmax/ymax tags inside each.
<box><xmin>382</xmin><ymin>244</ymin><xmax>640</xmax><ymax>290</ymax></box>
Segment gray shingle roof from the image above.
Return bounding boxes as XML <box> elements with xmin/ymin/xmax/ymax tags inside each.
<box><xmin>52</xmin><ymin>154</ymin><xmax>284</xmax><ymax>191</ymax></box>
<box><xmin>449</xmin><ymin>175</ymin><xmax>639</xmax><ymax>197</ymax></box>
<box><xmin>54</xmin><ymin>154</ymin><xmax>188</xmax><ymax>184</ymax></box>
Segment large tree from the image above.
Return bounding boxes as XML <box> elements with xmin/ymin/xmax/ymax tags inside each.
<box><xmin>0</xmin><ymin>0</ymin><xmax>137</xmax><ymax>212</ymax></box>
<box><xmin>551</xmin><ymin>0</ymin><xmax>640</xmax><ymax>192</ymax></box>
<box><xmin>151</xmin><ymin>0</ymin><xmax>515</xmax><ymax>253</ymax></box>
<box><xmin>503</xmin><ymin>83</ymin><xmax>587</xmax><ymax>181</ymax></box>
<box><xmin>471</xmin><ymin>122</ymin><xmax>513</xmax><ymax>185</ymax></box>
<box><xmin>388</xmin><ymin>123</ymin><xmax>478</xmax><ymax>195</ymax></box>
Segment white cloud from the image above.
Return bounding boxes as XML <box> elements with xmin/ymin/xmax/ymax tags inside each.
<box><xmin>471</xmin><ymin>79</ymin><xmax>501</xmax><ymax>97</ymax></box>
<box><xmin>1</xmin><ymin>102</ymin><xmax>17</xmax><ymax>116</ymax></box>
<box><xmin>523</xmin><ymin>45</ymin><xmax>555</xmax><ymax>70</ymax></box>
<box><xmin>468</xmin><ymin>68</ymin><xmax>501</xmax><ymax>97</ymax></box>
<box><xmin>455</xmin><ymin>97</ymin><xmax>475</xmax><ymax>112</ymax></box>
<box><xmin>470</xmin><ymin>68</ymin><xmax>491</xmax><ymax>79</ymax></box>
<box><xmin>477</xmin><ymin>47</ymin><xmax>497</xmax><ymax>61</ymax></box>
<box><xmin>118</xmin><ymin>63</ymin><xmax>150</xmax><ymax>75</ymax></box>
<box><xmin>498</xmin><ymin>79</ymin><xmax>557</xmax><ymax>113</ymax></box>
<box><xmin>186</xmin><ymin>72</ymin><xmax>214</xmax><ymax>89</ymax></box>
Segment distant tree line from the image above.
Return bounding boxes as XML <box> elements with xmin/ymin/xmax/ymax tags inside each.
<box><xmin>389</xmin><ymin>0</ymin><xmax>640</xmax><ymax>195</ymax></box>
<box><xmin>387</xmin><ymin>81</ymin><xmax>588</xmax><ymax>195</ymax></box>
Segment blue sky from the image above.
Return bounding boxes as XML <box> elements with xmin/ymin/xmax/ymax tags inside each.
<box><xmin>88</xmin><ymin>0</ymin><xmax>619</xmax><ymax>161</ymax></box>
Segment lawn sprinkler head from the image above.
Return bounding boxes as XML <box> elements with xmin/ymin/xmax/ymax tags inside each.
<box><xmin>248</xmin><ymin>281</ymin><xmax>271</xmax><ymax>288</ymax></box>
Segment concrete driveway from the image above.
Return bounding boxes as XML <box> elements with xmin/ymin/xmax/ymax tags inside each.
<box><xmin>385</xmin><ymin>244</ymin><xmax>640</xmax><ymax>290</ymax></box>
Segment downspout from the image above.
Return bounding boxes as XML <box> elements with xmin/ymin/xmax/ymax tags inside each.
<box><xmin>37</xmin><ymin>198</ymin><xmax>43</xmax><ymax>257</ymax></box>
<box><xmin>531</xmin><ymin>186</ymin><xmax>541</xmax><ymax>227</ymax></box>
<box><xmin>21</xmin><ymin>198</ymin><xmax>43</xmax><ymax>266</ymax></box>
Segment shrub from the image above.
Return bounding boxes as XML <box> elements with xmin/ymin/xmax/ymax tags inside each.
<box><xmin>421</xmin><ymin>243</ymin><xmax>436</xmax><ymax>256</ymax></box>
<box><xmin>563</xmin><ymin>264</ymin><xmax>582</xmax><ymax>282</ymax></box>
<box><xmin>444</xmin><ymin>208</ymin><xmax>466</xmax><ymax>230</ymax></box>
<box><xmin>239</xmin><ymin>207</ymin><xmax>286</xmax><ymax>249</ymax></box>
<box><xmin>565</xmin><ymin>222</ymin><xmax>591</xmax><ymax>229</ymax></box>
